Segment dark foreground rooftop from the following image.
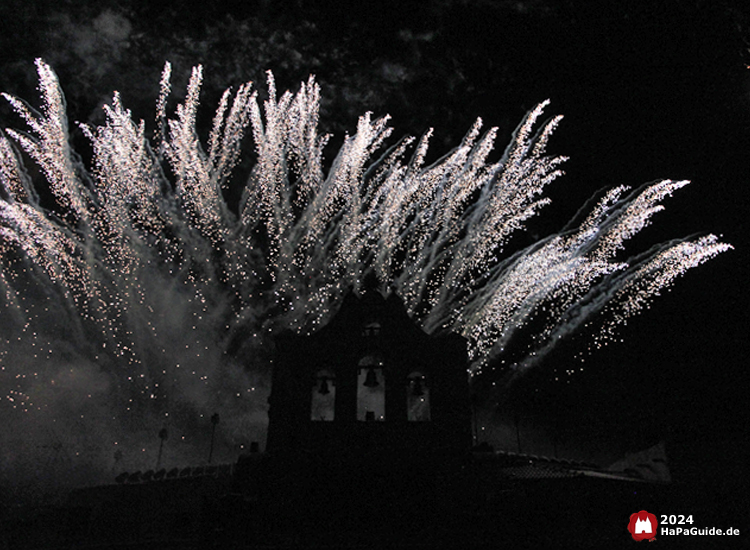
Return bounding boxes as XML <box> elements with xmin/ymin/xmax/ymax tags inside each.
<box><xmin>2</xmin><ymin>446</ymin><xmax>673</xmax><ymax>549</ymax></box>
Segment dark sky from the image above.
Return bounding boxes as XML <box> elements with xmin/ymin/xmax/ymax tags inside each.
<box><xmin>1</xmin><ymin>0</ymin><xmax>748</xmax><ymax>520</ymax></box>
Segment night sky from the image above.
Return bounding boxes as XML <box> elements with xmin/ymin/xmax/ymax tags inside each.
<box><xmin>1</xmin><ymin>0</ymin><xmax>748</xmax><ymax>531</ymax></box>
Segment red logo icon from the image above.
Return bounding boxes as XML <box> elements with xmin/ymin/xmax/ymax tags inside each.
<box><xmin>627</xmin><ymin>510</ymin><xmax>658</xmax><ymax>541</ymax></box>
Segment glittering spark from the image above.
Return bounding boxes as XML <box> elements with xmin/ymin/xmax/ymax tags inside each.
<box><xmin>0</xmin><ymin>61</ymin><xmax>731</xmax><ymax>461</ymax></box>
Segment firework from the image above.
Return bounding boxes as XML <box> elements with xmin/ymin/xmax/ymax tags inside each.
<box><xmin>0</xmin><ymin>61</ymin><xmax>730</xmax><ymax>477</ymax></box>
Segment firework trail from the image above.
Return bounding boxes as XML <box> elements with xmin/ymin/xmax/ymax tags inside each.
<box><xmin>0</xmin><ymin>61</ymin><xmax>730</xmax><ymax>481</ymax></box>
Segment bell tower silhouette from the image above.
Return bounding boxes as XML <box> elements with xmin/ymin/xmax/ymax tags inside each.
<box><xmin>265</xmin><ymin>282</ymin><xmax>472</xmax><ymax>458</ymax></box>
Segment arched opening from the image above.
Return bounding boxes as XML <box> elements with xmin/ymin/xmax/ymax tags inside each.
<box><xmin>362</xmin><ymin>320</ymin><xmax>381</xmax><ymax>337</ymax></box>
<box><xmin>407</xmin><ymin>371</ymin><xmax>430</xmax><ymax>421</ymax></box>
<box><xmin>311</xmin><ymin>368</ymin><xmax>336</xmax><ymax>421</ymax></box>
<box><xmin>357</xmin><ymin>355</ymin><xmax>385</xmax><ymax>421</ymax></box>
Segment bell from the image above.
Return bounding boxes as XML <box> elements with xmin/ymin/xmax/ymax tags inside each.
<box><xmin>318</xmin><ymin>378</ymin><xmax>330</xmax><ymax>395</ymax></box>
<box><xmin>363</xmin><ymin>368</ymin><xmax>379</xmax><ymax>388</ymax></box>
<box><xmin>412</xmin><ymin>378</ymin><xmax>424</xmax><ymax>397</ymax></box>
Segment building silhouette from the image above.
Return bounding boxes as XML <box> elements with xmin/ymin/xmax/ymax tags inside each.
<box><xmin>266</xmin><ymin>286</ymin><xmax>472</xmax><ymax>457</ymax></box>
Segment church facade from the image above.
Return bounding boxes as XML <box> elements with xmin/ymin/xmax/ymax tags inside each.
<box><xmin>265</xmin><ymin>286</ymin><xmax>473</xmax><ymax>458</ymax></box>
